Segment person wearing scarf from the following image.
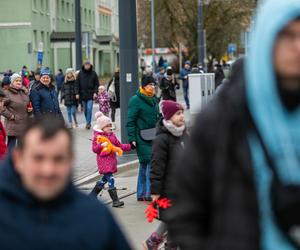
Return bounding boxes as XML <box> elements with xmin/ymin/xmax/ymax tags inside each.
<box><xmin>127</xmin><ymin>76</ymin><xmax>159</xmax><ymax>202</ymax></box>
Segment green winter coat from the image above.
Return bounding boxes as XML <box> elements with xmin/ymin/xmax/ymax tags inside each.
<box><xmin>127</xmin><ymin>90</ymin><xmax>159</xmax><ymax>164</ymax></box>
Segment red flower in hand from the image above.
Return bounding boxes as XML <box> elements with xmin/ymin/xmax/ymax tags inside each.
<box><xmin>145</xmin><ymin>203</ymin><xmax>158</xmax><ymax>223</ymax></box>
<box><xmin>145</xmin><ymin>198</ymin><xmax>172</xmax><ymax>223</ymax></box>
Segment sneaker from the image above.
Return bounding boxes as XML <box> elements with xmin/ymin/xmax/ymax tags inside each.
<box><xmin>85</xmin><ymin>124</ymin><xmax>91</xmax><ymax>130</ymax></box>
<box><xmin>143</xmin><ymin>233</ymin><xmax>163</xmax><ymax>250</ymax></box>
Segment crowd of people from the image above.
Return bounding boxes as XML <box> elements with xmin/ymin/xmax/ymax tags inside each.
<box><xmin>0</xmin><ymin>1</ymin><xmax>299</xmax><ymax>249</ymax></box>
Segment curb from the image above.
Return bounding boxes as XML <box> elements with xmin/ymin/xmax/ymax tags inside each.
<box><xmin>74</xmin><ymin>159</ymin><xmax>139</xmax><ymax>187</ymax></box>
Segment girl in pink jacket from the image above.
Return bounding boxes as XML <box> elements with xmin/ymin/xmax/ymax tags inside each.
<box><xmin>90</xmin><ymin>112</ymin><xmax>131</xmax><ymax>207</ymax></box>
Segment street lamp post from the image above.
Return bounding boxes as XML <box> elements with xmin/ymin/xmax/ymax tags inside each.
<box><xmin>151</xmin><ymin>0</ymin><xmax>156</xmax><ymax>73</ymax></box>
<box><xmin>119</xmin><ymin>0</ymin><xmax>139</xmax><ymax>143</ymax></box>
<box><xmin>198</xmin><ymin>0</ymin><xmax>205</xmax><ymax>67</ymax></box>
<box><xmin>75</xmin><ymin>0</ymin><xmax>82</xmax><ymax>70</ymax></box>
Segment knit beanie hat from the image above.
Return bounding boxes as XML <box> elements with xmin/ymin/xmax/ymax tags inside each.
<box><xmin>10</xmin><ymin>73</ymin><xmax>22</xmax><ymax>84</ymax></box>
<box><xmin>160</xmin><ymin>100</ymin><xmax>184</xmax><ymax>120</ymax></box>
<box><xmin>2</xmin><ymin>76</ymin><xmax>11</xmax><ymax>86</ymax></box>
<box><xmin>65</xmin><ymin>68</ymin><xmax>75</xmax><ymax>75</ymax></box>
<box><xmin>93</xmin><ymin>112</ymin><xmax>112</xmax><ymax>131</ymax></box>
<box><xmin>166</xmin><ymin>68</ymin><xmax>173</xmax><ymax>76</ymax></box>
<box><xmin>141</xmin><ymin>76</ymin><xmax>155</xmax><ymax>88</ymax></box>
<box><xmin>40</xmin><ymin>67</ymin><xmax>51</xmax><ymax>76</ymax></box>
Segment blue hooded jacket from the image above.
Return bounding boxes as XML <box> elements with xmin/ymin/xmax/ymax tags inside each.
<box><xmin>0</xmin><ymin>155</ymin><xmax>131</xmax><ymax>250</ymax></box>
<box><xmin>246</xmin><ymin>0</ymin><xmax>300</xmax><ymax>249</ymax></box>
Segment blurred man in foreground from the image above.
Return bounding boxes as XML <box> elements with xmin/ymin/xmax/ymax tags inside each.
<box><xmin>0</xmin><ymin>115</ymin><xmax>131</xmax><ymax>250</ymax></box>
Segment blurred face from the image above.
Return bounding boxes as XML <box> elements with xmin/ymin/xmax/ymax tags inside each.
<box><xmin>98</xmin><ymin>87</ymin><xmax>105</xmax><ymax>94</ymax></box>
<box><xmin>13</xmin><ymin>129</ymin><xmax>73</xmax><ymax>201</ymax></box>
<box><xmin>66</xmin><ymin>72</ymin><xmax>74</xmax><ymax>80</ymax></box>
<box><xmin>170</xmin><ymin>110</ymin><xmax>185</xmax><ymax>127</ymax></box>
<box><xmin>12</xmin><ymin>77</ymin><xmax>22</xmax><ymax>89</ymax></box>
<box><xmin>144</xmin><ymin>83</ymin><xmax>156</xmax><ymax>93</ymax></box>
<box><xmin>184</xmin><ymin>64</ymin><xmax>191</xmax><ymax>70</ymax></box>
<box><xmin>274</xmin><ymin>20</ymin><xmax>300</xmax><ymax>81</ymax></box>
<box><xmin>102</xmin><ymin>124</ymin><xmax>112</xmax><ymax>134</ymax></box>
<box><xmin>35</xmin><ymin>74</ymin><xmax>41</xmax><ymax>81</ymax></box>
<box><xmin>84</xmin><ymin>63</ymin><xmax>91</xmax><ymax>70</ymax></box>
<box><xmin>40</xmin><ymin>75</ymin><xmax>51</xmax><ymax>86</ymax></box>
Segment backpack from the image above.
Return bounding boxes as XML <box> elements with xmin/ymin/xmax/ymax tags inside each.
<box><xmin>107</xmin><ymin>78</ymin><xmax>117</xmax><ymax>102</ymax></box>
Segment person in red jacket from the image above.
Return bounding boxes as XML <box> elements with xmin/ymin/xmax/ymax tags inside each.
<box><xmin>0</xmin><ymin>90</ymin><xmax>7</xmax><ymax>159</ymax></box>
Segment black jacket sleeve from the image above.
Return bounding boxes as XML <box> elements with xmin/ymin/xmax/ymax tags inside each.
<box><xmin>167</xmin><ymin>111</ymin><xmax>213</xmax><ymax>249</ymax></box>
<box><xmin>93</xmin><ymin>72</ymin><xmax>99</xmax><ymax>94</ymax></box>
<box><xmin>150</xmin><ymin>134</ymin><xmax>169</xmax><ymax>195</ymax></box>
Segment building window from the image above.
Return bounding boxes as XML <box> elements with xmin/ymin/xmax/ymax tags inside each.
<box><xmin>56</xmin><ymin>0</ymin><xmax>60</xmax><ymax>17</ymax></box>
<box><xmin>41</xmin><ymin>31</ymin><xmax>45</xmax><ymax>50</ymax></box>
<box><xmin>66</xmin><ymin>2</ymin><xmax>70</xmax><ymax>18</ymax></box>
<box><xmin>71</xmin><ymin>3</ymin><xmax>74</xmax><ymax>21</ymax></box>
<box><xmin>45</xmin><ymin>0</ymin><xmax>49</xmax><ymax>12</ymax></box>
<box><xmin>89</xmin><ymin>10</ymin><xmax>92</xmax><ymax>26</ymax></box>
<box><xmin>32</xmin><ymin>0</ymin><xmax>37</xmax><ymax>10</ymax></box>
<box><xmin>62</xmin><ymin>0</ymin><xmax>65</xmax><ymax>19</ymax></box>
<box><xmin>84</xmin><ymin>8</ymin><xmax>87</xmax><ymax>25</ymax></box>
<box><xmin>40</xmin><ymin>0</ymin><xmax>44</xmax><ymax>11</ymax></box>
<box><xmin>33</xmin><ymin>30</ymin><xmax>37</xmax><ymax>50</ymax></box>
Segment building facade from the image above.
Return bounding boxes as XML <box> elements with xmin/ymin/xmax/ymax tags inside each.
<box><xmin>0</xmin><ymin>0</ymin><xmax>119</xmax><ymax>76</ymax></box>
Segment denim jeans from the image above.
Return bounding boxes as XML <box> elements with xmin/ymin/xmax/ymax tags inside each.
<box><xmin>97</xmin><ymin>173</ymin><xmax>115</xmax><ymax>189</ymax></box>
<box><xmin>82</xmin><ymin>99</ymin><xmax>93</xmax><ymax>125</ymax></box>
<box><xmin>66</xmin><ymin>105</ymin><xmax>77</xmax><ymax>124</ymax></box>
<box><xmin>137</xmin><ymin>163</ymin><xmax>151</xmax><ymax>199</ymax></box>
<box><xmin>182</xmin><ymin>80</ymin><xmax>190</xmax><ymax>108</ymax></box>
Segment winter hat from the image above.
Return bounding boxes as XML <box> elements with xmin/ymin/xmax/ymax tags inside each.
<box><xmin>65</xmin><ymin>68</ymin><xmax>75</xmax><ymax>74</ymax></box>
<box><xmin>141</xmin><ymin>76</ymin><xmax>155</xmax><ymax>88</ymax></box>
<box><xmin>93</xmin><ymin>112</ymin><xmax>112</xmax><ymax>131</ymax></box>
<box><xmin>10</xmin><ymin>73</ymin><xmax>22</xmax><ymax>84</ymax></box>
<box><xmin>35</xmin><ymin>68</ymin><xmax>41</xmax><ymax>75</ymax></box>
<box><xmin>2</xmin><ymin>76</ymin><xmax>10</xmax><ymax>86</ymax></box>
<box><xmin>166</xmin><ymin>68</ymin><xmax>173</xmax><ymax>76</ymax></box>
<box><xmin>160</xmin><ymin>100</ymin><xmax>184</xmax><ymax>120</ymax></box>
<box><xmin>40</xmin><ymin>67</ymin><xmax>51</xmax><ymax>76</ymax></box>
<box><xmin>184</xmin><ymin>60</ymin><xmax>191</xmax><ymax>66</ymax></box>
<box><xmin>98</xmin><ymin>85</ymin><xmax>106</xmax><ymax>92</ymax></box>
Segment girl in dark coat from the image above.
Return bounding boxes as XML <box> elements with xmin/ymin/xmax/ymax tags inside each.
<box><xmin>143</xmin><ymin>100</ymin><xmax>186</xmax><ymax>249</ymax></box>
<box><xmin>62</xmin><ymin>68</ymin><xmax>78</xmax><ymax>128</ymax></box>
<box><xmin>107</xmin><ymin>69</ymin><xmax>120</xmax><ymax>129</ymax></box>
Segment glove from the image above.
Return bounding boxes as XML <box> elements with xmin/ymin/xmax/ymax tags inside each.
<box><xmin>101</xmin><ymin>142</ymin><xmax>108</xmax><ymax>147</ymax></box>
<box><xmin>130</xmin><ymin>141</ymin><xmax>136</xmax><ymax>150</ymax></box>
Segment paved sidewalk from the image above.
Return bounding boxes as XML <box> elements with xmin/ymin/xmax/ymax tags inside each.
<box><xmin>80</xmin><ymin>168</ymin><xmax>159</xmax><ymax>250</ymax></box>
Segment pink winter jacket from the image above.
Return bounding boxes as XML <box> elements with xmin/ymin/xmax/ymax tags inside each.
<box><xmin>92</xmin><ymin>131</ymin><xmax>131</xmax><ymax>174</ymax></box>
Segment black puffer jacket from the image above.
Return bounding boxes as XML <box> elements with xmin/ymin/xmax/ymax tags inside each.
<box><xmin>166</xmin><ymin>61</ymin><xmax>260</xmax><ymax>250</ymax></box>
<box><xmin>62</xmin><ymin>80</ymin><xmax>78</xmax><ymax>106</ymax></box>
<box><xmin>151</xmin><ymin>119</ymin><xmax>186</xmax><ymax>198</ymax></box>
<box><xmin>159</xmin><ymin>76</ymin><xmax>179</xmax><ymax>101</ymax></box>
<box><xmin>76</xmin><ymin>65</ymin><xmax>99</xmax><ymax>101</ymax></box>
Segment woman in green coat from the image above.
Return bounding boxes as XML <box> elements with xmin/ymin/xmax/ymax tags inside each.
<box><xmin>127</xmin><ymin>76</ymin><xmax>159</xmax><ymax>201</ymax></box>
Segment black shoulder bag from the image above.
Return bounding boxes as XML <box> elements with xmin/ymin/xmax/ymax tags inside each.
<box><xmin>256</xmin><ymin>131</ymin><xmax>300</xmax><ymax>248</ymax></box>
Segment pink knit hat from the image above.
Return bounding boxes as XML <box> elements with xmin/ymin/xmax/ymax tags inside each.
<box><xmin>93</xmin><ymin>112</ymin><xmax>112</xmax><ymax>131</ymax></box>
<box><xmin>160</xmin><ymin>100</ymin><xmax>184</xmax><ymax>120</ymax></box>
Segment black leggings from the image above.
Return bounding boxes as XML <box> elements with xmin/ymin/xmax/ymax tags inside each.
<box><xmin>111</xmin><ymin>107</ymin><xmax>116</xmax><ymax>122</ymax></box>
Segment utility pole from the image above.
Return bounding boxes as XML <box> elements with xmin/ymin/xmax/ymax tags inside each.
<box><xmin>198</xmin><ymin>0</ymin><xmax>205</xmax><ymax>67</ymax></box>
<box><xmin>119</xmin><ymin>0</ymin><xmax>139</xmax><ymax>143</ymax></box>
<box><xmin>75</xmin><ymin>0</ymin><xmax>82</xmax><ymax>70</ymax></box>
<box><xmin>151</xmin><ymin>0</ymin><xmax>156</xmax><ymax>73</ymax></box>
